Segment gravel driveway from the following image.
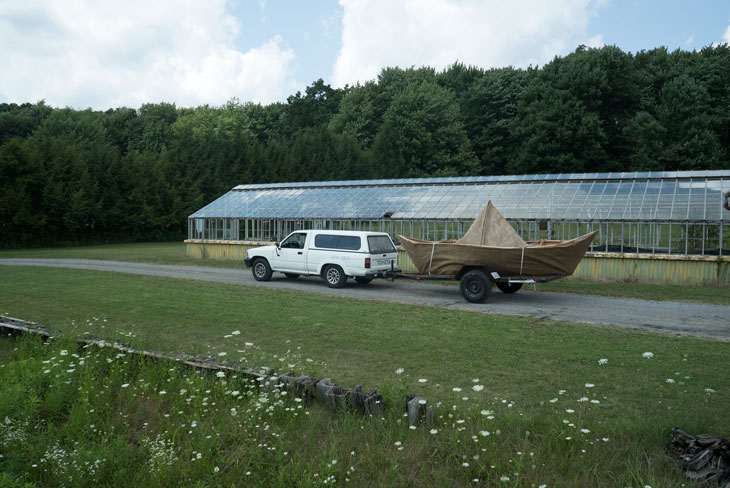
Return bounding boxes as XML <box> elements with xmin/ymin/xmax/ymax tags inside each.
<box><xmin>2</xmin><ymin>258</ymin><xmax>729</xmax><ymax>341</ymax></box>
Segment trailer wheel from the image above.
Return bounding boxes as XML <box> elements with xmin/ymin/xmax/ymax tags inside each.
<box><xmin>460</xmin><ymin>269</ymin><xmax>492</xmax><ymax>303</ymax></box>
<box><xmin>496</xmin><ymin>282</ymin><xmax>523</xmax><ymax>294</ymax></box>
<box><xmin>324</xmin><ymin>265</ymin><xmax>347</xmax><ymax>288</ymax></box>
<box><xmin>252</xmin><ymin>258</ymin><xmax>272</xmax><ymax>282</ymax></box>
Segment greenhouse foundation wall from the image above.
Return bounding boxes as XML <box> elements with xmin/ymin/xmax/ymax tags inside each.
<box><xmin>184</xmin><ymin>240</ymin><xmax>730</xmax><ymax>287</ymax></box>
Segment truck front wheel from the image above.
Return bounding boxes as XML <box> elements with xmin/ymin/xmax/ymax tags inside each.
<box><xmin>252</xmin><ymin>258</ymin><xmax>272</xmax><ymax>282</ymax></box>
<box><xmin>323</xmin><ymin>265</ymin><xmax>347</xmax><ymax>288</ymax></box>
<box><xmin>460</xmin><ymin>269</ymin><xmax>492</xmax><ymax>303</ymax></box>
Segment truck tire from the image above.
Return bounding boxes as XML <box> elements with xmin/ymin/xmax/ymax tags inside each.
<box><xmin>496</xmin><ymin>282</ymin><xmax>523</xmax><ymax>294</ymax></box>
<box><xmin>323</xmin><ymin>265</ymin><xmax>347</xmax><ymax>288</ymax></box>
<box><xmin>284</xmin><ymin>273</ymin><xmax>300</xmax><ymax>279</ymax></box>
<box><xmin>252</xmin><ymin>258</ymin><xmax>272</xmax><ymax>282</ymax></box>
<box><xmin>354</xmin><ymin>276</ymin><xmax>373</xmax><ymax>285</ymax></box>
<box><xmin>460</xmin><ymin>269</ymin><xmax>492</xmax><ymax>303</ymax></box>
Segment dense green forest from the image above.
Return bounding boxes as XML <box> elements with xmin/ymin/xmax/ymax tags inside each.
<box><xmin>2</xmin><ymin>45</ymin><xmax>729</xmax><ymax>247</ymax></box>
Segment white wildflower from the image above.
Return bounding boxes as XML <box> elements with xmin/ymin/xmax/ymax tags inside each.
<box><xmin>429</xmin><ymin>429</ymin><xmax>438</xmax><ymax>434</ymax></box>
<box><xmin>585</xmin><ymin>383</ymin><xmax>595</xmax><ymax>388</ymax></box>
<box><xmin>418</xmin><ymin>378</ymin><xmax>427</xmax><ymax>383</ymax></box>
<box><xmin>472</xmin><ymin>385</ymin><xmax>484</xmax><ymax>392</ymax></box>
<box><xmin>665</xmin><ymin>378</ymin><xmax>675</xmax><ymax>384</ymax></box>
<box><xmin>642</xmin><ymin>352</ymin><xmax>654</xmax><ymax>359</ymax></box>
<box><xmin>598</xmin><ymin>358</ymin><xmax>608</xmax><ymax>365</ymax></box>
<box><xmin>395</xmin><ymin>368</ymin><xmax>404</xmax><ymax>375</ymax></box>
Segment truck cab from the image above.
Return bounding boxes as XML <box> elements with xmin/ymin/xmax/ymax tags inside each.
<box><xmin>244</xmin><ymin>230</ymin><xmax>398</xmax><ymax>288</ymax></box>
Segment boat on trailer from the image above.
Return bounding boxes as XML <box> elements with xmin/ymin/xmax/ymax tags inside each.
<box><xmin>396</xmin><ymin>201</ymin><xmax>597</xmax><ymax>303</ymax></box>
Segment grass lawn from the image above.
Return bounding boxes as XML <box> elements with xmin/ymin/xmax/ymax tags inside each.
<box><xmin>1</xmin><ymin>265</ymin><xmax>728</xmax><ymax>486</ymax></box>
<box><xmin>1</xmin><ymin>241</ymin><xmax>727</xmax><ymax>305</ymax></box>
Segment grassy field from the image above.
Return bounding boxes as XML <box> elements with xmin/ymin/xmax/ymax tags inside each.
<box><xmin>1</xmin><ymin>265</ymin><xmax>728</xmax><ymax>486</ymax></box>
<box><xmin>1</xmin><ymin>241</ymin><xmax>728</xmax><ymax>305</ymax></box>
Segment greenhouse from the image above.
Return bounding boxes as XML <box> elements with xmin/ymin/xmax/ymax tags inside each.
<box><xmin>188</xmin><ymin>170</ymin><xmax>730</xmax><ymax>257</ymax></box>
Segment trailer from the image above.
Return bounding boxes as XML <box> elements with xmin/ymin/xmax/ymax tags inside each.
<box><xmin>386</xmin><ymin>265</ymin><xmax>564</xmax><ymax>303</ymax></box>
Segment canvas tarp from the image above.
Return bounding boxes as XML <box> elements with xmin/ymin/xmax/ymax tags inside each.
<box><xmin>457</xmin><ymin>201</ymin><xmax>526</xmax><ymax>248</ymax></box>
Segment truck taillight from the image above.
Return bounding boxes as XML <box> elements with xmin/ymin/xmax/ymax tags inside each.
<box><xmin>365</xmin><ymin>257</ymin><xmax>371</xmax><ymax>269</ymax></box>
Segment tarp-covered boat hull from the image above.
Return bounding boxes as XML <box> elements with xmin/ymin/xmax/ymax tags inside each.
<box><xmin>398</xmin><ymin>201</ymin><xmax>597</xmax><ymax>277</ymax></box>
<box><xmin>397</xmin><ymin>233</ymin><xmax>597</xmax><ymax>277</ymax></box>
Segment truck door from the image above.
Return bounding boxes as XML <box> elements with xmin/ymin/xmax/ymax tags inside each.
<box><xmin>274</xmin><ymin>232</ymin><xmax>308</xmax><ymax>273</ymax></box>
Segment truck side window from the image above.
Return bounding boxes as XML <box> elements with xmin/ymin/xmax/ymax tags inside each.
<box><xmin>281</xmin><ymin>233</ymin><xmax>306</xmax><ymax>249</ymax></box>
<box><xmin>314</xmin><ymin>234</ymin><xmax>361</xmax><ymax>250</ymax></box>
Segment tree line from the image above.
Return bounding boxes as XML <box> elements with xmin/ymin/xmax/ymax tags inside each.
<box><xmin>1</xmin><ymin>44</ymin><xmax>729</xmax><ymax>247</ymax></box>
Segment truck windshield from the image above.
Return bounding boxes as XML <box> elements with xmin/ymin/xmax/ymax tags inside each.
<box><xmin>367</xmin><ymin>235</ymin><xmax>396</xmax><ymax>254</ymax></box>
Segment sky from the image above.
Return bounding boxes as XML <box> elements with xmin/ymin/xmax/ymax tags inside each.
<box><xmin>1</xmin><ymin>0</ymin><xmax>729</xmax><ymax>110</ymax></box>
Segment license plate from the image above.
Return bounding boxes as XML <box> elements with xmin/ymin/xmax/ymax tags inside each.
<box><xmin>375</xmin><ymin>259</ymin><xmax>392</xmax><ymax>266</ymax></box>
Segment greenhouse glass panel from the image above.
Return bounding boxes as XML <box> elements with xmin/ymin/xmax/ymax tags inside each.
<box><xmin>706</xmin><ymin>180</ymin><xmax>724</xmax><ymax>220</ymax></box>
<box><xmin>671</xmin><ymin>180</ymin><xmax>691</xmax><ymax>220</ymax></box>
<box><xmin>609</xmin><ymin>181</ymin><xmax>633</xmax><ymax>219</ymax></box>
<box><xmin>685</xmin><ymin>180</ymin><xmax>707</xmax><ymax>221</ymax></box>
<box><xmin>639</xmin><ymin>181</ymin><xmax>662</xmax><ymax>220</ymax></box>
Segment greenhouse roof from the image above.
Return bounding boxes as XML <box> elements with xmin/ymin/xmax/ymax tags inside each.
<box><xmin>190</xmin><ymin>170</ymin><xmax>730</xmax><ymax>222</ymax></box>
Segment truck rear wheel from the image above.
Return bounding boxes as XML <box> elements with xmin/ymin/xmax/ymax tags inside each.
<box><xmin>252</xmin><ymin>258</ymin><xmax>272</xmax><ymax>282</ymax></box>
<box><xmin>323</xmin><ymin>265</ymin><xmax>347</xmax><ymax>288</ymax></box>
<box><xmin>460</xmin><ymin>269</ymin><xmax>492</xmax><ymax>303</ymax></box>
<box><xmin>496</xmin><ymin>282</ymin><xmax>523</xmax><ymax>294</ymax></box>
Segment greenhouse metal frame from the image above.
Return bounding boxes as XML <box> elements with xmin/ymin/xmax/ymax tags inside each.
<box><xmin>188</xmin><ymin>170</ymin><xmax>730</xmax><ymax>256</ymax></box>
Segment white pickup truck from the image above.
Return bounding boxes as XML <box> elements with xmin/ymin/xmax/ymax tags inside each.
<box><xmin>244</xmin><ymin>230</ymin><xmax>399</xmax><ymax>288</ymax></box>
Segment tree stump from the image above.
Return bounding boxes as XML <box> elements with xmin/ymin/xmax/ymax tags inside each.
<box><xmin>669</xmin><ymin>427</ymin><xmax>730</xmax><ymax>487</ymax></box>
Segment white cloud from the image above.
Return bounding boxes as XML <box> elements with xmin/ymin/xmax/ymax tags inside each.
<box><xmin>585</xmin><ymin>34</ymin><xmax>604</xmax><ymax>49</ymax></box>
<box><xmin>724</xmin><ymin>17</ymin><xmax>730</xmax><ymax>43</ymax></box>
<box><xmin>684</xmin><ymin>35</ymin><xmax>694</xmax><ymax>45</ymax></box>
<box><xmin>333</xmin><ymin>0</ymin><xmax>607</xmax><ymax>87</ymax></box>
<box><xmin>0</xmin><ymin>0</ymin><xmax>295</xmax><ymax>109</ymax></box>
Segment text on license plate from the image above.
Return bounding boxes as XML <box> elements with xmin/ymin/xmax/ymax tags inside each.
<box><xmin>375</xmin><ymin>259</ymin><xmax>392</xmax><ymax>266</ymax></box>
